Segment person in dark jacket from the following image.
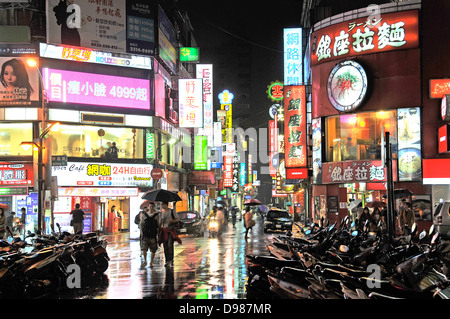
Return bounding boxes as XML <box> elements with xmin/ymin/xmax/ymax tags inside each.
<box><xmin>70</xmin><ymin>203</ymin><xmax>85</xmax><ymax>235</ymax></box>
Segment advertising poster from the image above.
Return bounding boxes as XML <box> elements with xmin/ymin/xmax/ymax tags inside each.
<box><xmin>0</xmin><ymin>56</ymin><xmax>40</xmax><ymax>106</ymax></box>
<box><xmin>179</xmin><ymin>78</ymin><xmax>203</xmax><ymax>128</ymax></box>
<box><xmin>397</xmin><ymin>107</ymin><xmax>422</xmax><ymax>181</ymax></box>
<box><xmin>46</xmin><ymin>0</ymin><xmax>155</xmax><ymax>56</ymax></box>
<box><xmin>284</xmin><ymin>85</ymin><xmax>307</xmax><ymax>168</ymax></box>
<box><xmin>311</xmin><ymin>118</ymin><xmax>322</xmax><ymax>184</ymax></box>
<box><xmin>42</xmin><ymin>68</ymin><xmax>150</xmax><ymax>109</ymax></box>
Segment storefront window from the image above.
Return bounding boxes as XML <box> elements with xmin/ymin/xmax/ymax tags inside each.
<box><xmin>49</xmin><ymin>124</ymin><xmax>144</xmax><ymax>159</ymax></box>
<box><xmin>325</xmin><ymin>111</ymin><xmax>397</xmax><ymax>162</ymax></box>
<box><xmin>0</xmin><ymin>123</ymin><xmax>33</xmax><ymax>156</ymax></box>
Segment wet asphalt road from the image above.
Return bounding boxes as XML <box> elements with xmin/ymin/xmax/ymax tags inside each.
<box><xmin>81</xmin><ymin>215</ymin><xmax>274</xmax><ymax>299</ymax></box>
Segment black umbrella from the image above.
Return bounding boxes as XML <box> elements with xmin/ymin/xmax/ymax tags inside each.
<box><xmin>142</xmin><ymin>189</ymin><xmax>182</xmax><ymax>202</ymax></box>
<box><xmin>216</xmin><ymin>200</ymin><xmax>226</xmax><ymax>206</ymax></box>
<box><xmin>383</xmin><ymin>189</ymin><xmax>413</xmax><ymax>199</ymax></box>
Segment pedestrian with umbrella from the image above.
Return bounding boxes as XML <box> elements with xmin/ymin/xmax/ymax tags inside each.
<box><xmin>158</xmin><ymin>201</ymin><xmax>182</xmax><ymax>268</ymax></box>
<box><xmin>141</xmin><ymin>190</ymin><xmax>183</xmax><ymax>268</ymax></box>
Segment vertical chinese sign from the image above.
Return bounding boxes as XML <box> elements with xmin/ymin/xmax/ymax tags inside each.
<box><xmin>218</xmin><ymin>90</ymin><xmax>234</xmax><ymax>143</ymax></box>
<box><xmin>284</xmin><ymin>28</ymin><xmax>303</xmax><ymax>85</ymax></box>
<box><xmin>179</xmin><ymin>78</ymin><xmax>203</xmax><ymax>128</ymax></box>
<box><xmin>196</xmin><ymin>64</ymin><xmax>213</xmax><ymax>146</ymax></box>
<box><xmin>194</xmin><ymin>136</ymin><xmax>207</xmax><ymax>170</ymax></box>
<box><xmin>284</xmin><ymin>85</ymin><xmax>307</xmax><ymax>168</ymax></box>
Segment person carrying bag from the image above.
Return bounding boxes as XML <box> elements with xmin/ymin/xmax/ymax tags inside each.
<box><xmin>158</xmin><ymin>202</ymin><xmax>182</xmax><ymax>268</ymax></box>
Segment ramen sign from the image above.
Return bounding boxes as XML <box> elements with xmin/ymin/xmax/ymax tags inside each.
<box><xmin>311</xmin><ymin>10</ymin><xmax>419</xmax><ymax>65</ymax></box>
<box><xmin>322</xmin><ymin>160</ymin><xmax>397</xmax><ymax>184</ymax></box>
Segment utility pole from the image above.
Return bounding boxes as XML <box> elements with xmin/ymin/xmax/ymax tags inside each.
<box><xmin>385</xmin><ymin>131</ymin><xmax>395</xmax><ymax>240</ymax></box>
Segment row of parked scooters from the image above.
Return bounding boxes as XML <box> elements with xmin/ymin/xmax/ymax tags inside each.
<box><xmin>246</xmin><ymin>216</ymin><xmax>450</xmax><ymax>299</ymax></box>
<box><xmin>0</xmin><ymin>224</ymin><xmax>109</xmax><ymax>298</ymax></box>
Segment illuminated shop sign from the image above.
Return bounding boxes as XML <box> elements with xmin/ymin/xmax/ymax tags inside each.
<box><xmin>179</xmin><ymin>78</ymin><xmax>203</xmax><ymax>128</ymax></box>
<box><xmin>39</xmin><ymin>43</ymin><xmax>152</xmax><ymax>69</ymax></box>
<box><xmin>180</xmin><ymin>47</ymin><xmax>199</xmax><ymax>62</ymax></box>
<box><xmin>397</xmin><ymin>107</ymin><xmax>421</xmax><ymax>182</ymax></box>
<box><xmin>223</xmin><ymin>154</ymin><xmax>233</xmax><ymax>188</ymax></box>
<box><xmin>311</xmin><ymin>118</ymin><xmax>322</xmax><ymax>184</ymax></box>
<box><xmin>441</xmin><ymin>95</ymin><xmax>450</xmax><ymax>121</ymax></box>
<box><xmin>58</xmin><ymin>187</ymin><xmax>139</xmax><ymax>197</ymax></box>
<box><xmin>284</xmin><ymin>85</ymin><xmax>307</xmax><ymax>168</ymax></box>
<box><xmin>194</xmin><ymin>136</ymin><xmax>207</xmax><ymax>170</ymax></box>
<box><xmin>51</xmin><ymin>162</ymin><xmax>154</xmax><ymax>187</ymax></box>
<box><xmin>219</xmin><ymin>90</ymin><xmax>234</xmax><ymax>143</ymax></box>
<box><xmin>322</xmin><ymin>160</ymin><xmax>397</xmax><ymax>184</ymax></box>
<box><xmin>196</xmin><ymin>64</ymin><xmax>213</xmax><ymax>145</ymax></box>
<box><xmin>42</xmin><ymin>68</ymin><xmax>150</xmax><ymax>109</ymax></box>
<box><xmin>438</xmin><ymin>124</ymin><xmax>450</xmax><ymax>154</ymax></box>
<box><xmin>267</xmin><ymin>81</ymin><xmax>284</xmax><ymax>102</ymax></box>
<box><xmin>0</xmin><ymin>163</ymin><xmax>33</xmax><ymax>186</ymax></box>
<box><xmin>423</xmin><ymin>159</ymin><xmax>450</xmax><ymax>184</ymax></box>
<box><xmin>430</xmin><ymin>79</ymin><xmax>450</xmax><ymax>99</ymax></box>
<box><xmin>311</xmin><ymin>10</ymin><xmax>419</xmax><ymax>65</ymax></box>
<box><xmin>284</xmin><ymin>28</ymin><xmax>302</xmax><ymax>85</ymax></box>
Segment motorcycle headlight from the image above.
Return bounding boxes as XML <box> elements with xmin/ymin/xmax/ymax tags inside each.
<box><xmin>209</xmin><ymin>221</ymin><xmax>218</xmax><ymax>228</ymax></box>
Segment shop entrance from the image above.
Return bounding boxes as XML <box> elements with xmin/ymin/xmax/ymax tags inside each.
<box><xmin>105</xmin><ymin>198</ymin><xmax>130</xmax><ymax>233</ymax></box>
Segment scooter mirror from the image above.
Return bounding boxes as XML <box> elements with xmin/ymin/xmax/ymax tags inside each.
<box><xmin>419</xmin><ymin>230</ymin><xmax>426</xmax><ymax>241</ymax></box>
<box><xmin>429</xmin><ymin>224</ymin><xmax>435</xmax><ymax>236</ymax></box>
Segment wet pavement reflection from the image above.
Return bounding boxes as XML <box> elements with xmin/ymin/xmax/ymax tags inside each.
<box><xmin>82</xmin><ymin>215</ymin><xmax>274</xmax><ymax>299</ymax></box>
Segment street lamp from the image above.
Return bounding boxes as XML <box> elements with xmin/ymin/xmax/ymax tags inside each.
<box><xmin>24</xmin><ymin>57</ymin><xmax>57</xmax><ymax>234</ymax></box>
<box><xmin>20</xmin><ymin>122</ymin><xmax>60</xmax><ymax>234</ymax></box>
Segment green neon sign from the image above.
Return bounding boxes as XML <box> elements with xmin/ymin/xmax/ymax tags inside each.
<box><xmin>180</xmin><ymin>47</ymin><xmax>200</xmax><ymax>62</ymax></box>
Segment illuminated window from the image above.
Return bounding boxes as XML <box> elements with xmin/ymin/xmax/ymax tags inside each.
<box><xmin>48</xmin><ymin>124</ymin><xmax>144</xmax><ymax>159</ymax></box>
<box><xmin>325</xmin><ymin>110</ymin><xmax>397</xmax><ymax>162</ymax></box>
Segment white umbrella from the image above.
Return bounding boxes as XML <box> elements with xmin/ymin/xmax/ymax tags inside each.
<box><xmin>348</xmin><ymin>199</ymin><xmax>362</xmax><ymax>210</ymax></box>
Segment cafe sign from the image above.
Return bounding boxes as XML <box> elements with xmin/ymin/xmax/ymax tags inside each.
<box><xmin>311</xmin><ymin>10</ymin><xmax>419</xmax><ymax>65</ymax></box>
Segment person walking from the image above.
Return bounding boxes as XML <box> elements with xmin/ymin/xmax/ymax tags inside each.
<box><xmin>399</xmin><ymin>201</ymin><xmax>416</xmax><ymax>235</ymax></box>
<box><xmin>244</xmin><ymin>206</ymin><xmax>255</xmax><ymax>240</ymax></box>
<box><xmin>139</xmin><ymin>202</ymin><xmax>159</xmax><ymax>268</ymax></box>
<box><xmin>216</xmin><ymin>206</ymin><xmax>225</xmax><ymax>236</ymax></box>
<box><xmin>158</xmin><ymin>202</ymin><xmax>182</xmax><ymax>268</ymax></box>
<box><xmin>70</xmin><ymin>203</ymin><xmax>85</xmax><ymax>235</ymax></box>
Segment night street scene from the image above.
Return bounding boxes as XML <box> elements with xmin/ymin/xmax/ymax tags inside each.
<box><xmin>0</xmin><ymin>0</ymin><xmax>450</xmax><ymax>315</ymax></box>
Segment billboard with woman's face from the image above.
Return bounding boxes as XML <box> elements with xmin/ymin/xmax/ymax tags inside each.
<box><xmin>0</xmin><ymin>57</ymin><xmax>40</xmax><ymax>105</ymax></box>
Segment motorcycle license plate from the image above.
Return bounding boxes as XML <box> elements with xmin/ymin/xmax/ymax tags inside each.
<box><xmin>179</xmin><ymin>228</ymin><xmax>187</xmax><ymax>233</ymax></box>
<box><xmin>276</xmin><ymin>225</ymin><xmax>282</xmax><ymax>228</ymax></box>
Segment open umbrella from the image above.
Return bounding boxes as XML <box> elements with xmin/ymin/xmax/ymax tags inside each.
<box><xmin>243</xmin><ymin>198</ymin><xmax>262</xmax><ymax>206</ymax></box>
<box><xmin>365</xmin><ymin>201</ymin><xmax>386</xmax><ymax>209</ymax></box>
<box><xmin>0</xmin><ymin>203</ymin><xmax>8</xmax><ymax>210</ymax></box>
<box><xmin>348</xmin><ymin>199</ymin><xmax>362</xmax><ymax>210</ymax></box>
<box><xmin>142</xmin><ymin>189</ymin><xmax>182</xmax><ymax>202</ymax></box>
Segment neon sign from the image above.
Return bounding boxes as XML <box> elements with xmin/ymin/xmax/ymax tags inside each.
<box><xmin>311</xmin><ymin>10</ymin><xmax>419</xmax><ymax>65</ymax></box>
<box><xmin>43</xmin><ymin>68</ymin><xmax>150</xmax><ymax>109</ymax></box>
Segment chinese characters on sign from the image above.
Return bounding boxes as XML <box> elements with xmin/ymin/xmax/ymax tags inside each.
<box><xmin>311</xmin><ymin>10</ymin><xmax>419</xmax><ymax>65</ymax></box>
<box><xmin>284</xmin><ymin>28</ymin><xmax>303</xmax><ymax>85</ymax></box>
<box><xmin>284</xmin><ymin>85</ymin><xmax>307</xmax><ymax>168</ymax></box>
<box><xmin>0</xmin><ymin>163</ymin><xmax>33</xmax><ymax>186</ymax></box>
<box><xmin>196</xmin><ymin>64</ymin><xmax>213</xmax><ymax>145</ymax></box>
<box><xmin>322</xmin><ymin>160</ymin><xmax>397</xmax><ymax>184</ymax></box>
<box><xmin>42</xmin><ymin>68</ymin><xmax>149</xmax><ymax>109</ymax></box>
<box><xmin>179</xmin><ymin>78</ymin><xmax>203</xmax><ymax>128</ymax></box>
